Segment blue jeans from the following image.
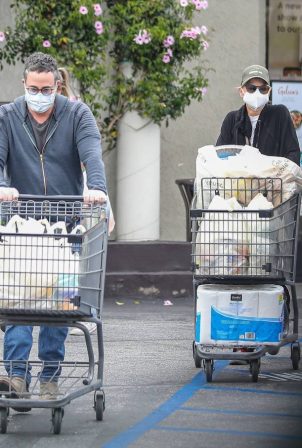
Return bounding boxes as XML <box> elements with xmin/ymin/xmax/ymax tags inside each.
<box><xmin>4</xmin><ymin>325</ymin><xmax>68</xmax><ymax>386</ymax></box>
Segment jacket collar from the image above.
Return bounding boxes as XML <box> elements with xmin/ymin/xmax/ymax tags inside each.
<box><xmin>12</xmin><ymin>94</ymin><xmax>69</xmax><ymax>123</ymax></box>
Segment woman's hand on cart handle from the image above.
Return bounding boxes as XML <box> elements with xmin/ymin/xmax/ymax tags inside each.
<box><xmin>0</xmin><ymin>187</ymin><xmax>19</xmax><ymax>201</ymax></box>
<box><xmin>83</xmin><ymin>189</ymin><xmax>107</xmax><ymax>205</ymax></box>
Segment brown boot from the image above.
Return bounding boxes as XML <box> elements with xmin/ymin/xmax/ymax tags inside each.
<box><xmin>0</xmin><ymin>376</ymin><xmax>31</xmax><ymax>412</ymax></box>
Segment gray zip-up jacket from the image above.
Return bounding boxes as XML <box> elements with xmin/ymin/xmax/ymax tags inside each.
<box><xmin>0</xmin><ymin>94</ymin><xmax>107</xmax><ymax>195</ymax></box>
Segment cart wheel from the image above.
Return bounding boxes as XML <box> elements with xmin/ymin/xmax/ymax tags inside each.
<box><xmin>193</xmin><ymin>343</ymin><xmax>202</xmax><ymax>368</ymax></box>
<box><xmin>250</xmin><ymin>359</ymin><xmax>260</xmax><ymax>382</ymax></box>
<box><xmin>205</xmin><ymin>360</ymin><xmax>213</xmax><ymax>383</ymax></box>
<box><xmin>291</xmin><ymin>342</ymin><xmax>300</xmax><ymax>370</ymax></box>
<box><xmin>52</xmin><ymin>408</ymin><xmax>64</xmax><ymax>435</ymax></box>
<box><xmin>267</xmin><ymin>347</ymin><xmax>279</xmax><ymax>356</ymax></box>
<box><xmin>94</xmin><ymin>390</ymin><xmax>105</xmax><ymax>421</ymax></box>
<box><xmin>0</xmin><ymin>408</ymin><xmax>8</xmax><ymax>434</ymax></box>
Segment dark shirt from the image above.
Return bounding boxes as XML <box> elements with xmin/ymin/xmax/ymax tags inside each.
<box><xmin>216</xmin><ymin>104</ymin><xmax>300</xmax><ymax>165</ymax></box>
<box><xmin>28</xmin><ymin>112</ymin><xmax>53</xmax><ymax>153</ymax></box>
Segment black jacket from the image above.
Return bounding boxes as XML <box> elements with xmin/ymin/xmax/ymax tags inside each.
<box><xmin>216</xmin><ymin>104</ymin><xmax>300</xmax><ymax>165</ymax></box>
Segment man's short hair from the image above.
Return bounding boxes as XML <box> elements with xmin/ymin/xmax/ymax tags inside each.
<box><xmin>23</xmin><ymin>52</ymin><xmax>60</xmax><ymax>81</ymax></box>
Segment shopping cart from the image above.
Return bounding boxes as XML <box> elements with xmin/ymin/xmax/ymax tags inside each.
<box><xmin>191</xmin><ymin>177</ymin><xmax>301</xmax><ymax>383</ymax></box>
<box><xmin>0</xmin><ymin>195</ymin><xmax>109</xmax><ymax>434</ymax></box>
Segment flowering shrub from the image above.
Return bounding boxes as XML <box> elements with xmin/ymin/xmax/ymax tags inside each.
<box><xmin>0</xmin><ymin>0</ymin><xmax>211</xmax><ymax>148</ymax></box>
<box><xmin>0</xmin><ymin>0</ymin><xmax>109</xmax><ymax>114</ymax></box>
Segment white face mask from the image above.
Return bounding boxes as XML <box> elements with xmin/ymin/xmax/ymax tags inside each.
<box><xmin>25</xmin><ymin>90</ymin><xmax>56</xmax><ymax>114</ymax></box>
<box><xmin>243</xmin><ymin>89</ymin><xmax>269</xmax><ymax>111</ymax></box>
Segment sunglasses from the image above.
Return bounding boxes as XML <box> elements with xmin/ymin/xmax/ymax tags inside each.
<box><xmin>245</xmin><ymin>84</ymin><xmax>270</xmax><ymax>94</ymax></box>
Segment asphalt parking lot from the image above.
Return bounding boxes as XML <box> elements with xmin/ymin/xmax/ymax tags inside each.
<box><xmin>0</xmin><ymin>295</ymin><xmax>301</xmax><ymax>448</ymax></box>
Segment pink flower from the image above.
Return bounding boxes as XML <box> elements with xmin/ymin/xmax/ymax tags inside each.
<box><xmin>163</xmin><ymin>35</ymin><xmax>175</xmax><ymax>48</ymax></box>
<box><xmin>200</xmin><ymin>0</ymin><xmax>208</xmax><ymax>9</ymax></box>
<box><xmin>95</xmin><ymin>21</ymin><xmax>104</xmax><ymax>34</ymax></box>
<box><xmin>0</xmin><ymin>32</ymin><xmax>5</xmax><ymax>42</ymax></box>
<box><xmin>134</xmin><ymin>29</ymin><xmax>151</xmax><ymax>45</ymax></box>
<box><xmin>167</xmin><ymin>48</ymin><xmax>173</xmax><ymax>57</ymax></box>
<box><xmin>202</xmin><ymin>40</ymin><xmax>209</xmax><ymax>50</ymax></box>
<box><xmin>194</xmin><ymin>0</ymin><xmax>204</xmax><ymax>10</ymax></box>
<box><xmin>42</xmin><ymin>40</ymin><xmax>51</xmax><ymax>48</ymax></box>
<box><xmin>192</xmin><ymin>26</ymin><xmax>202</xmax><ymax>35</ymax></box>
<box><xmin>93</xmin><ymin>3</ymin><xmax>102</xmax><ymax>16</ymax></box>
<box><xmin>200</xmin><ymin>25</ymin><xmax>208</xmax><ymax>35</ymax></box>
<box><xmin>180</xmin><ymin>0</ymin><xmax>189</xmax><ymax>6</ymax></box>
<box><xmin>196</xmin><ymin>86</ymin><xmax>207</xmax><ymax>96</ymax></box>
<box><xmin>162</xmin><ymin>54</ymin><xmax>171</xmax><ymax>64</ymax></box>
<box><xmin>79</xmin><ymin>6</ymin><xmax>88</xmax><ymax>15</ymax></box>
<box><xmin>180</xmin><ymin>26</ymin><xmax>201</xmax><ymax>40</ymax></box>
<box><xmin>134</xmin><ymin>34</ymin><xmax>144</xmax><ymax>45</ymax></box>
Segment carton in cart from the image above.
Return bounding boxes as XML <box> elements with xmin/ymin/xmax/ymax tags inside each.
<box><xmin>196</xmin><ymin>284</ymin><xmax>284</xmax><ymax>346</ymax></box>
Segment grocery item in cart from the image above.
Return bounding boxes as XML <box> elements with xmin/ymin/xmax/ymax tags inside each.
<box><xmin>0</xmin><ymin>216</ymin><xmax>85</xmax><ymax>309</ymax></box>
<box><xmin>245</xmin><ymin>193</ymin><xmax>274</xmax><ymax>276</ymax></box>
<box><xmin>195</xmin><ymin>284</ymin><xmax>285</xmax><ymax>346</ymax></box>
<box><xmin>195</xmin><ymin>195</ymin><xmax>249</xmax><ymax>276</ymax></box>
<box><xmin>196</xmin><ymin>145</ymin><xmax>302</xmax><ymax>208</ymax></box>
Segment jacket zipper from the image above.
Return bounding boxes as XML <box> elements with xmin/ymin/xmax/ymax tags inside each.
<box><xmin>22</xmin><ymin>121</ymin><xmax>59</xmax><ymax>195</ymax></box>
<box><xmin>254</xmin><ymin>120</ymin><xmax>261</xmax><ymax>148</ymax></box>
<box><xmin>39</xmin><ymin>153</ymin><xmax>46</xmax><ymax>194</ymax></box>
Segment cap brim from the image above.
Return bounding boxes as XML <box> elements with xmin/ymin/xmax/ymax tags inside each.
<box><xmin>242</xmin><ymin>75</ymin><xmax>269</xmax><ymax>86</ymax></box>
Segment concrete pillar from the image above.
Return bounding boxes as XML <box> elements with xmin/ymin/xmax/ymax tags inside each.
<box><xmin>116</xmin><ymin>111</ymin><xmax>160</xmax><ymax>241</ymax></box>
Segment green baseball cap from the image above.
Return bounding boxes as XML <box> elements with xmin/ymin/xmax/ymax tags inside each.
<box><xmin>241</xmin><ymin>65</ymin><xmax>270</xmax><ymax>86</ymax></box>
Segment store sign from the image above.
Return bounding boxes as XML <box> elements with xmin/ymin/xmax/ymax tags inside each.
<box><xmin>272</xmin><ymin>81</ymin><xmax>302</xmax><ymax>154</ymax></box>
<box><xmin>268</xmin><ymin>0</ymin><xmax>302</xmax><ymax>72</ymax></box>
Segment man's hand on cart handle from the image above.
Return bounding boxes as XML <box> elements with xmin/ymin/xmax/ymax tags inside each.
<box><xmin>84</xmin><ymin>189</ymin><xmax>107</xmax><ymax>205</ymax></box>
<box><xmin>0</xmin><ymin>187</ymin><xmax>19</xmax><ymax>201</ymax></box>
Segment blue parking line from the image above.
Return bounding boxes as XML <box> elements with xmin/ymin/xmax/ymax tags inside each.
<box><xmin>180</xmin><ymin>406</ymin><xmax>302</xmax><ymax>419</ymax></box>
<box><xmin>155</xmin><ymin>425</ymin><xmax>302</xmax><ymax>441</ymax></box>
<box><xmin>101</xmin><ymin>361</ymin><xmax>228</xmax><ymax>448</ymax></box>
<box><xmin>206</xmin><ymin>385</ymin><xmax>302</xmax><ymax>396</ymax></box>
<box><xmin>102</xmin><ymin>338</ymin><xmax>302</xmax><ymax>447</ymax></box>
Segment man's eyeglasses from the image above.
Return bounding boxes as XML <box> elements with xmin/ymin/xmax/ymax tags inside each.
<box><xmin>25</xmin><ymin>86</ymin><xmax>56</xmax><ymax>96</ymax></box>
<box><xmin>245</xmin><ymin>84</ymin><xmax>270</xmax><ymax>95</ymax></box>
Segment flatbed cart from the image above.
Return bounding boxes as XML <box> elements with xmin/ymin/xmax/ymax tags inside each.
<box><xmin>191</xmin><ymin>177</ymin><xmax>301</xmax><ymax>383</ymax></box>
<box><xmin>0</xmin><ymin>195</ymin><xmax>109</xmax><ymax>434</ymax></box>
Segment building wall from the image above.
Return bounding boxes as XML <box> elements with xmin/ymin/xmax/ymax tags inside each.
<box><xmin>0</xmin><ymin>0</ymin><xmax>266</xmax><ymax>241</ymax></box>
<box><xmin>0</xmin><ymin>1</ymin><xmax>24</xmax><ymax>101</ymax></box>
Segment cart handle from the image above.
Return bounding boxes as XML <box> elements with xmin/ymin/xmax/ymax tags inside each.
<box><xmin>16</xmin><ymin>194</ymin><xmax>107</xmax><ymax>204</ymax></box>
<box><xmin>17</xmin><ymin>194</ymin><xmax>85</xmax><ymax>202</ymax></box>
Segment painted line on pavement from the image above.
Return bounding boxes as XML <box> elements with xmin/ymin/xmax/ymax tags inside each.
<box><xmin>101</xmin><ymin>360</ymin><xmax>228</xmax><ymax>448</ymax></box>
<box><xmin>102</xmin><ymin>338</ymin><xmax>302</xmax><ymax>447</ymax></box>
<box><xmin>179</xmin><ymin>406</ymin><xmax>302</xmax><ymax>419</ymax></box>
<box><xmin>155</xmin><ymin>425</ymin><xmax>302</xmax><ymax>441</ymax></box>
<box><xmin>205</xmin><ymin>385</ymin><xmax>302</xmax><ymax>396</ymax></box>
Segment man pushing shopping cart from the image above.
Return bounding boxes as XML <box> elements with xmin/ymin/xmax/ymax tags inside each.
<box><xmin>0</xmin><ymin>52</ymin><xmax>108</xmax><ymax>433</ymax></box>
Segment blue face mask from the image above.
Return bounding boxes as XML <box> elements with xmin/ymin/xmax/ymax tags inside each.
<box><xmin>25</xmin><ymin>90</ymin><xmax>56</xmax><ymax>113</ymax></box>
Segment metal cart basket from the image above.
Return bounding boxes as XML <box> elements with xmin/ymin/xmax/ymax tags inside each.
<box><xmin>191</xmin><ymin>178</ymin><xmax>301</xmax><ymax>382</ymax></box>
<box><xmin>0</xmin><ymin>195</ymin><xmax>109</xmax><ymax>434</ymax></box>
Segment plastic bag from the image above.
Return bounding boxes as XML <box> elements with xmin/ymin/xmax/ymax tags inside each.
<box><xmin>196</xmin><ymin>145</ymin><xmax>302</xmax><ymax>208</ymax></box>
<box><xmin>195</xmin><ymin>196</ymin><xmax>249</xmax><ymax>276</ymax></box>
<box><xmin>0</xmin><ymin>217</ymin><xmax>85</xmax><ymax>309</ymax></box>
<box><xmin>245</xmin><ymin>194</ymin><xmax>274</xmax><ymax>276</ymax></box>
